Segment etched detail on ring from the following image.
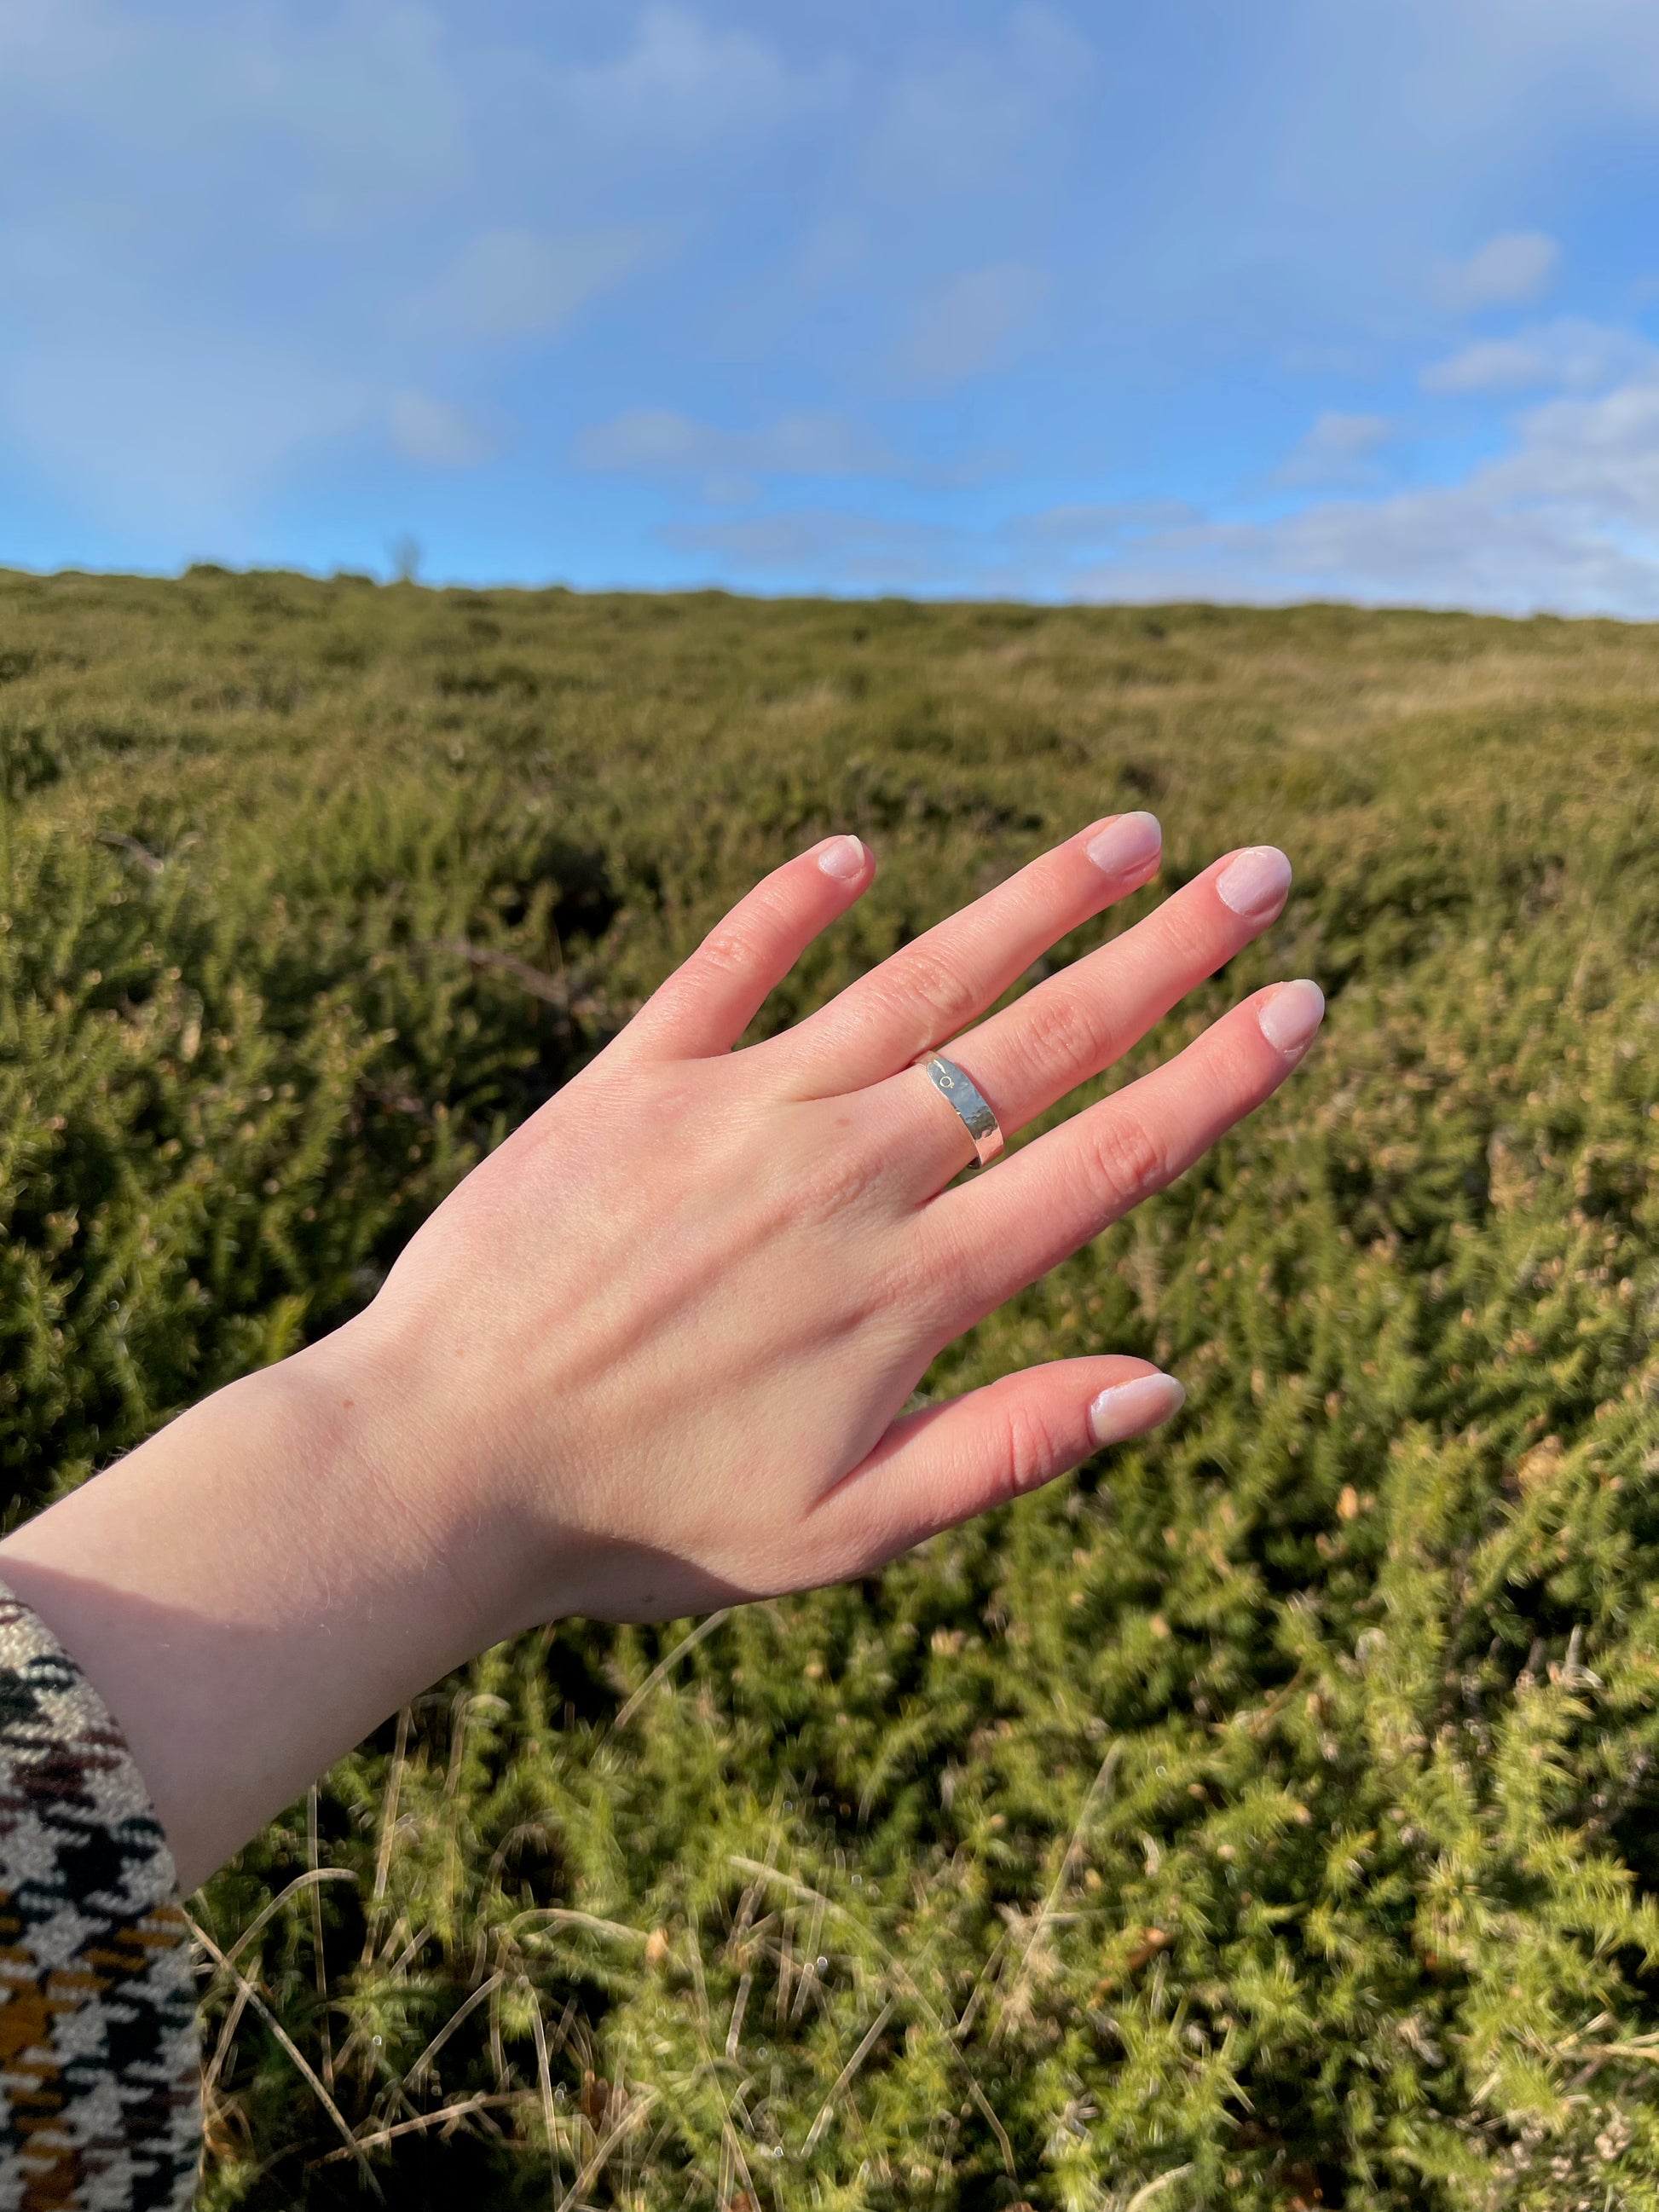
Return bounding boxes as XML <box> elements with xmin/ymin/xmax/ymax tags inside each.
<box><xmin>922</xmin><ymin>1054</ymin><xmax>1004</xmax><ymax>1167</ymax></box>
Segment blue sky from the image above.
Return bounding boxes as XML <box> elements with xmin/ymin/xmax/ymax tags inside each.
<box><xmin>4</xmin><ymin>0</ymin><xmax>1659</xmax><ymax>611</ymax></box>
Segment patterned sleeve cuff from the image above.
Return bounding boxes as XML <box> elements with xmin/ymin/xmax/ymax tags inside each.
<box><xmin>0</xmin><ymin>1580</ymin><xmax>200</xmax><ymax>2210</ymax></box>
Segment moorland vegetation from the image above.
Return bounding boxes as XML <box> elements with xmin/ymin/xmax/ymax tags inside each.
<box><xmin>3</xmin><ymin>567</ymin><xmax>1658</xmax><ymax>2208</ymax></box>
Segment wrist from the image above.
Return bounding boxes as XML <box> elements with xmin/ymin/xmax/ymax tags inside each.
<box><xmin>0</xmin><ymin>1320</ymin><xmax>533</xmax><ymax>1890</ymax></box>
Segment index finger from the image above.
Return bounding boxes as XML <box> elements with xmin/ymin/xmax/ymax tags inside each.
<box><xmin>777</xmin><ymin>811</ymin><xmax>1165</xmax><ymax>1094</ymax></box>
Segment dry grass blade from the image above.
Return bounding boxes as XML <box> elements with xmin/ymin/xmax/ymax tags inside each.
<box><xmin>311</xmin><ymin>2091</ymin><xmax>527</xmax><ymax>2163</ymax></box>
<box><xmin>405</xmin><ymin>1971</ymin><xmax>507</xmax><ymax>2092</ymax></box>
<box><xmin>201</xmin><ymin>1973</ymin><xmax>254</xmax><ymax>2105</ymax></box>
<box><xmin>562</xmin><ymin>2088</ymin><xmax>659</xmax><ymax>2207</ymax></box>
<box><xmin>801</xmin><ymin>1995</ymin><xmax>897</xmax><ymax>2155</ymax></box>
<box><xmin>602</xmin><ymin>1608</ymin><xmax>734</xmax><ymax>1742</ymax></box>
<box><xmin>730</xmin><ymin>1857</ymin><xmax>1015</xmax><ymax>2177</ymax></box>
<box><xmin>197</xmin><ymin>1866</ymin><xmax>359</xmax><ymax>1983</ymax></box>
<box><xmin>362</xmin><ymin>1704</ymin><xmax>412</xmax><ymax>1966</ymax></box>
<box><xmin>187</xmin><ymin>1913</ymin><xmax>384</xmax><ymax>2198</ymax></box>
<box><xmin>994</xmin><ymin>1740</ymin><xmax>1122</xmax><ymax>2044</ymax></box>
<box><xmin>524</xmin><ymin>1974</ymin><xmax>562</xmax><ymax>2208</ymax></box>
<box><xmin>1124</xmin><ymin>2163</ymin><xmax>1194</xmax><ymax>2209</ymax></box>
<box><xmin>307</xmin><ymin>1783</ymin><xmax>335</xmax><ymax>2092</ymax></box>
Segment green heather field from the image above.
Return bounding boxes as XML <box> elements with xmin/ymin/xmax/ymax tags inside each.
<box><xmin>7</xmin><ymin>567</ymin><xmax>1659</xmax><ymax>2211</ymax></box>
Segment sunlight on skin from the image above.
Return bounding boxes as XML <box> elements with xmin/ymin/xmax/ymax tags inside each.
<box><xmin>0</xmin><ymin>815</ymin><xmax>1320</xmax><ymax>1890</ymax></box>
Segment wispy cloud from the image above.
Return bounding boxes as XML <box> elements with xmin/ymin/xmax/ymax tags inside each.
<box><xmin>404</xmin><ymin>228</ymin><xmax>656</xmax><ymax>342</ymax></box>
<box><xmin>893</xmin><ymin>263</ymin><xmax>1050</xmax><ymax>386</ymax></box>
<box><xmin>387</xmin><ymin>391</ymin><xmax>494</xmax><ymax>467</ymax></box>
<box><xmin>1433</xmin><ymin>230</ymin><xmax>1560</xmax><ymax>311</ymax></box>
<box><xmin>1419</xmin><ymin>317</ymin><xmax>1657</xmax><ymax>394</ymax></box>
<box><xmin>573</xmin><ymin>409</ymin><xmax>899</xmax><ymax>482</ymax></box>
<box><xmin>1274</xmin><ymin>410</ymin><xmax>1395</xmax><ymax>487</ymax></box>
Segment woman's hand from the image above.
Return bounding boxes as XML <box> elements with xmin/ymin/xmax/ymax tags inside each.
<box><xmin>355</xmin><ymin>812</ymin><xmax>1321</xmax><ymax>1629</ymax></box>
<box><xmin>0</xmin><ymin>814</ymin><xmax>1321</xmax><ymax>1886</ymax></box>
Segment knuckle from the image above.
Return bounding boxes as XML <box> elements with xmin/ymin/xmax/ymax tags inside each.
<box><xmin>1019</xmin><ymin>982</ymin><xmax>1115</xmax><ymax>1077</ymax></box>
<box><xmin>880</xmin><ymin>943</ymin><xmax>981</xmax><ymax>1040</ymax></box>
<box><xmin>991</xmin><ymin>1393</ymin><xmax>1066</xmax><ymax>1504</ymax></box>
<box><xmin>1155</xmin><ymin>892</ymin><xmax>1220</xmax><ymax>967</ymax></box>
<box><xmin>695</xmin><ymin>924</ymin><xmax>758</xmax><ymax>979</ymax></box>
<box><xmin>1082</xmin><ymin>1108</ymin><xmax>1171</xmax><ymax>1210</ymax></box>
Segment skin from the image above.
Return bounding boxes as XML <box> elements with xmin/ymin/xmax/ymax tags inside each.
<box><xmin>0</xmin><ymin>813</ymin><xmax>1322</xmax><ymax>1891</ymax></box>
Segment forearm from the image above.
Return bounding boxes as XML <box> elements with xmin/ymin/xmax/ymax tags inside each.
<box><xmin>0</xmin><ymin>1322</ymin><xmax>515</xmax><ymax>1892</ymax></box>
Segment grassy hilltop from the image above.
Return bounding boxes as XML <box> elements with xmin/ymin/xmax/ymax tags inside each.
<box><xmin>3</xmin><ymin>566</ymin><xmax>1659</xmax><ymax>2209</ymax></box>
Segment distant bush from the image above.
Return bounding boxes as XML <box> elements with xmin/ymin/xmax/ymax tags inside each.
<box><xmin>3</xmin><ymin>569</ymin><xmax>1658</xmax><ymax>2208</ymax></box>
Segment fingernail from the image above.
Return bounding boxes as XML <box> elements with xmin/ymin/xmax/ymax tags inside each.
<box><xmin>1089</xmin><ymin>1371</ymin><xmax>1186</xmax><ymax>1446</ymax></box>
<box><xmin>1258</xmin><ymin>978</ymin><xmax>1325</xmax><ymax>1054</ymax></box>
<box><xmin>1085</xmin><ymin>811</ymin><xmax>1162</xmax><ymax>878</ymax></box>
<box><xmin>816</xmin><ymin>835</ymin><xmax>866</xmax><ymax>881</ymax></box>
<box><xmin>1216</xmin><ymin>845</ymin><xmax>1292</xmax><ymax>918</ymax></box>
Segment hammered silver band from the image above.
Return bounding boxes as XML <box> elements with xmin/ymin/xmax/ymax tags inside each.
<box><xmin>921</xmin><ymin>1054</ymin><xmax>1004</xmax><ymax>1168</ymax></box>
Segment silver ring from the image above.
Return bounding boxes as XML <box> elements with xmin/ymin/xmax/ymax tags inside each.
<box><xmin>921</xmin><ymin>1054</ymin><xmax>1004</xmax><ymax>1168</ymax></box>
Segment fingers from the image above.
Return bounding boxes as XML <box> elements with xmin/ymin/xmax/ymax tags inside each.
<box><xmin>884</xmin><ymin>844</ymin><xmax>1292</xmax><ymax>1187</ymax></box>
<box><xmin>918</xmin><ymin>979</ymin><xmax>1325</xmax><ymax>1325</ymax></box>
<box><xmin>811</xmin><ymin>1357</ymin><xmax>1184</xmax><ymax>1568</ymax></box>
<box><xmin>779</xmin><ymin>812</ymin><xmax>1164</xmax><ymax>1093</ymax></box>
<box><xmin>626</xmin><ymin>835</ymin><xmax>872</xmax><ymax>1059</ymax></box>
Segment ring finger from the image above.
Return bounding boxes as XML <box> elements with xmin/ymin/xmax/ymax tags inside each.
<box><xmin>884</xmin><ymin>842</ymin><xmax>1295</xmax><ymax>1191</ymax></box>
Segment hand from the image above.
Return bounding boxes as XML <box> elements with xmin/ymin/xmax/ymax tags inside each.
<box><xmin>0</xmin><ymin>811</ymin><xmax>1322</xmax><ymax>1886</ymax></box>
<box><xmin>352</xmin><ymin>811</ymin><xmax>1323</xmax><ymax>1631</ymax></box>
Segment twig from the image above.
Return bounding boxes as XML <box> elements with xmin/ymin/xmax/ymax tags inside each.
<box><xmin>425</xmin><ymin>939</ymin><xmax>570</xmax><ymax>1009</ymax></box>
<box><xmin>97</xmin><ymin>830</ymin><xmax>165</xmax><ymax>874</ymax></box>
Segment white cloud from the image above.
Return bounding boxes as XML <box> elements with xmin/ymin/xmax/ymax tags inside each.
<box><xmin>1434</xmin><ymin>230</ymin><xmax>1560</xmax><ymax>311</ymax></box>
<box><xmin>386</xmin><ymin>391</ymin><xmax>493</xmax><ymax>467</ymax></box>
<box><xmin>407</xmin><ymin>228</ymin><xmax>655</xmax><ymax>342</ymax></box>
<box><xmin>1275</xmin><ymin>410</ymin><xmax>1395</xmax><ymax>487</ymax></box>
<box><xmin>894</xmin><ymin>263</ymin><xmax>1049</xmax><ymax>385</ymax></box>
<box><xmin>1071</xmin><ymin>368</ymin><xmax>1659</xmax><ymax>616</ymax></box>
<box><xmin>1419</xmin><ymin>317</ymin><xmax>1657</xmax><ymax>394</ymax></box>
<box><xmin>573</xmin><ymin>409</ymin><xmax>897</xmax><ymax>480</ymax></box>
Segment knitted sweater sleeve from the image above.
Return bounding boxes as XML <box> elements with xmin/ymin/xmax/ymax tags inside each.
<box><xmin>0</xmin><ymin>1581</ymin><xmax>199</xmax><ymax>2210</ymax></box>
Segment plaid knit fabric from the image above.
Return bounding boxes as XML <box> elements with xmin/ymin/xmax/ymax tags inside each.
<box><xmin>0</xmin><ymin>1583</ymin><xmax>199</xmax><ymax>2210</ymax></box>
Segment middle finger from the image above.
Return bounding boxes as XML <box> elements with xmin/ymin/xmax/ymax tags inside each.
<box><xmin>882</xmin><ymin>843</ymin><xmax>1293</xmax><ymax>1192</ymax></box>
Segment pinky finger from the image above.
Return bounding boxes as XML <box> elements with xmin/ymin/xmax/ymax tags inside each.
<box><xmin>812</xmin><ymin>1357</ymin><xmax>1184</xmax><ymax>1570</ymax></box>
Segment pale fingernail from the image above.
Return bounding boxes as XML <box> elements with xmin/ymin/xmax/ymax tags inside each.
<box><xmin>1085</xmin><ymin>810</ymin><xmax>1162</xmax><ymax>878</ymax></box>
<box><xmin>816</xmin><ymin>835</ymin><xmax>866</xmax><ymax>881</ymax></box>
<box><xmin>1258</xmin><ymin>978</ymin><xmax>1325</xmax><ymax>1054</ymax></box>
<box><xmin>1089</xmin><ymin>1371</ymin><xmax>1186</xmax><ymax>1446</ymax></box>
<box><xmin>1216</xmin><ymin>845</ymin><xmax>1292</xmax><ymax>917</ymax></box>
